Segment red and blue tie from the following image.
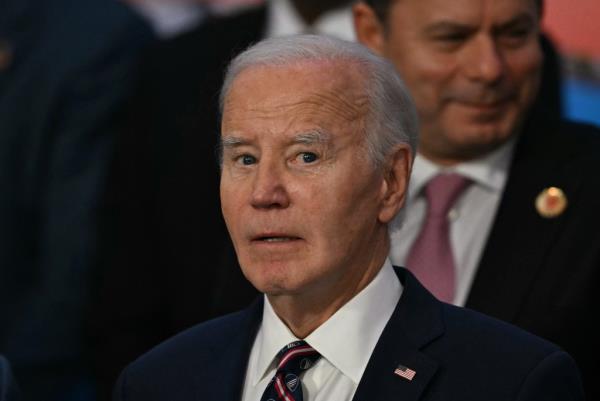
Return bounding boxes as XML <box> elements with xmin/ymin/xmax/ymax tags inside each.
<box><xmin>260</xmin><ymin>341</ymin><xmax>321</xmax><ymax>401</ymax></box>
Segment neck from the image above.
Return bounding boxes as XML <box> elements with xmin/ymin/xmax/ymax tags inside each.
<box><xmin>418</xmin><ymin>141</ymin><xmax>507</xmax><ymax>167</ymax></box>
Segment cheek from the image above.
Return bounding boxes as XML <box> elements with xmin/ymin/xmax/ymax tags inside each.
<box><xmin>498</xmin><ymin>40</ymin><xmax>540</xmax><ymax>88</ymax></box>
<box><xmin>313</xmin><ymin>176</ymin><xmax>381</xmax><ymax>242</ymax></box>
<box><xmin>395</xmin><ymin>54</ymin><xmax>453</xmax><ymax>117</ymax></box>
<box><xmin>512</xmin><ymin>54</ymin><xmax>542</xmax><ymax>101</ymax></box>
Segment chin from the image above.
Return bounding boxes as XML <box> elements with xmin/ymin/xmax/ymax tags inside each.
<box><xmin>239</xmin><ymin>259</ymin><xmax>293</xmax><ymax>291</ymax></box>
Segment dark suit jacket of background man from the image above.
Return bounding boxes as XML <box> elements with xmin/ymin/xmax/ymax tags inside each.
<box><xmin>93</xmin><ymin>5</ymin><xmax>600</xmax><ymax>398</ymax></box>
<box><xmin>0</xmin><ymin>0</ymin><xmax>154</xmax><ymax>399</ymax></box>
<box><xmin>464</xmin><ymin>106</ymin><xmax>600</xmax><ymax>398</ymax></box>
<box><xmin>114</xmin><ymin>268</ymin><xmax>584</xmax><ymax>401</ymax></box>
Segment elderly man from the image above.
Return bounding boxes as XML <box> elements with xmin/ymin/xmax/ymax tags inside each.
<box><xmin>354</xmin><ymin>0</ymin><xmax>600</xmax><ymax>397</ymax></box>
<box><xmin>113</xmin><ymin>35</ymin><xmax>583</xmax><ymax>401</ymax></box>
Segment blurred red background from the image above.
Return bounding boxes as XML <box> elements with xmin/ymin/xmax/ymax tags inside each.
<box><xmin>543</xmin><ymin>0</ymin><xmax>600</xmax><ymax>59</ymax></box>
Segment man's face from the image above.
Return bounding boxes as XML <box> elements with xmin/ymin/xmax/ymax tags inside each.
<box><xmin>220</xmin><ymin>62</ymin><xmax>400</xmax><ymax>298</ymax></box>
<box><xmin>358</xmin><ymin>0</ymin><xmax>542</xmax><ymax>164</ymax></box>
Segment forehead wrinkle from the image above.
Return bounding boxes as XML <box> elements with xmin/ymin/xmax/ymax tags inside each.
<box><xmin>310</xmin><ymin>91</ymin><xmax>369</xmax><ymax>123</ymax></box>
<box><xmin>244</xmin><ymin>91</ymin><xmax>368</xmax><ymax>124</ymax></box>
<box><xmin>223</xmin><ymin>62</ymin><xmax>370</xmax><ymax>145</ymax></box>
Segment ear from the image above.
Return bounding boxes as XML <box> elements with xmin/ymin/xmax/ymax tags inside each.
<box><xmin>378</xmin><ymin>144</ymin><xmax>412</xmax><ymax>224</ymax></box>
<box><xmin>353</xmin><ymin>2</ymin><xmax>387</xmax><ymax>56</ymax></box>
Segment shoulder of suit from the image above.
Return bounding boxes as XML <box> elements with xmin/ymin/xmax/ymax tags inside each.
<box><xmin>556</xmin><ymin>119</ymin><xmax>600</xmax><ymax>144</ymax></box>
<box><xmin>441</xmin><ymin>302</ymin><xmax>562</xmax><ymax>359</ymax></box>
<box><xmin>10</xmin><ymin>0</ymin><xmax>154</xmax><ymax>79</ymax></box>
<box><xmin>555</xmin><ymin>120</ymin><xmax>600</xmax><ymax>180</ymax></box>
<box><xmin>517</xmin><ymin>117</ymin><xmax>600</xmax><ymax>176</ymax></box>
<box><xmin>123</xmin><ymin>303</ymin><xmax>258</xmax><ymax>377</ymax></box>
<box><xmin>153</xmin><ymin>5</ymin><xmax>266</xmax><ymax>55</ymax></box>
<box><xmin>138</xmin><ymin>5</ymin><xmax>266</xmax><ymax>84</ymax></box>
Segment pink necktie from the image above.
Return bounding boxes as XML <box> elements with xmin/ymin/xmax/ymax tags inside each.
<box><xmin>406</xmin><ymin>173</ymin><xmax>470</xmax><ymax>303</ymax></box>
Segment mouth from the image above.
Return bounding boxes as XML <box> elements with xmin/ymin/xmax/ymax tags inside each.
<box><xmin>252</xmin><ymin>235</ymin><xmax>302</xmax><ymax>243</ymax></box>
<box><xmin>455</xmin><ymin>91</ymin><xmax>515</xmax><ymax>109</ymax></box>
<box><xmin>460</xmin><ymin>99</ymin><xmax>509</xmax><ymax>109</ymax></box>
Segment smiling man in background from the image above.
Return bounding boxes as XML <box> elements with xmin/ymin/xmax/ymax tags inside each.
<box><xmin>354</xmin><ymin>0</ymin><xmax>600</xmax><ymax>397</ymax></box>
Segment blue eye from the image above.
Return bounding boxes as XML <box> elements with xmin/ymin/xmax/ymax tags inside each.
<box><xmin>241</xmin><ymin>155</ymin><xmax>256</xmax><ymax>165</ymax></box>
<box><xmin>301</xmin><ymin>152</ymin><xmax>318</xmax><ymax>163</ymax></box>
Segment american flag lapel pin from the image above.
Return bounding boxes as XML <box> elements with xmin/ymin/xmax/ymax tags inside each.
<box><xmin>394</xmin><ymin>364</ymin><xmax>416</xmax><ymax>381</ymax></box>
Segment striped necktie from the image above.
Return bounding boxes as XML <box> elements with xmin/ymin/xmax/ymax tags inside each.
<box><xmin>260</xmin><ymin>340</ymin><xmax>321</xmax><ymax>401</ymax></box>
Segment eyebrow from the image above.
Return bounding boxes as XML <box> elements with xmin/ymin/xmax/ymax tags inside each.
<box><xmin>494</xmin><ymin>14</ymin><xmax>536</xmax><ymax>34</ymax></box>
<box><xmin>293</xmin><ymin>130</ymin><xmax>332</xmax><ymax>145</ymax></box>
<box><xmin>424</xmin><ymin>21</ymin><xmax>475</xmax><ymax>36</ymax></box>
<box><xmin>220</xmin><ymin>135</ymin><xmax>247</xmax><ymax>149</ymax></box>
<box><xmin>220</xmin><ymin>130</ymin><xmax>332</xmax><ymax>149</ymax></box>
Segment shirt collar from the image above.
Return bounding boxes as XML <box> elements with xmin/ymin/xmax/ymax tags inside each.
<box><xmin>264</xmin><ymin>0</ymin><xmax>355</xmax><ymax>40</ymax></box>
<box><xmin>409</xmin><ymin>136</ymin><xmax>517</xmax><ymax>203</ymax></box>
<box><xmin>253</xmin><ymin>259</ymin><xmax>401</xmax><ymax>385</ymax></box>
<box><xmin>252</xmin><ymin>293</ymin><xmax>299</xmax><ymax>386</ymax></box>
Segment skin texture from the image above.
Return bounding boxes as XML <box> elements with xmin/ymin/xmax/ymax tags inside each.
<box><xmin>220</xmin><ymin>61</ymin><xmax>410</xmax><ymax>337</ymax></box>
<box><xmin>354</xmin><ymin>0</ymin><xmax>542</xmax><ymax>165</ymax></box>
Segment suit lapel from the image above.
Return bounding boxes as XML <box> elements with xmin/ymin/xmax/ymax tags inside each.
<box><xmin>466</xmin><ymin>115</ymin><xmax>585</xmax><ymax>322</ymax></box>
<box><xmin>353</xmin><ymin>268</ymin><xmax>442</xmax><ymax>401</ymax></box>
<box><xmin>202</xmin><ymin>297</ymin><xmax>263</xmax><ymax>401</ymax></box>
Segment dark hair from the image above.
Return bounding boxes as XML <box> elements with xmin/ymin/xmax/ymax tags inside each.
<box><xmin>364</xmin><ymin>0</ymin><xmax>543</xmax><ymax>22</ymax></box>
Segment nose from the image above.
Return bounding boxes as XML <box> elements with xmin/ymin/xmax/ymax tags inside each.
<box><xmin>250</xmin><ymin>160</ymin><xmax>290</xmax><ymax>209</ymax></box>
<box><xmin>463</xmin><ymin>35</ymin><xmax>505</xmax><ymax>84</ymax></box>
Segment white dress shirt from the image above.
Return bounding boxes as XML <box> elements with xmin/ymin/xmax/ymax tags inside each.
<box><xmin>264</xmin><ymin>0</ymin><xmax>355</xmax><ymax>40</ymax></box>
<box><xmin>241</xmin><ymin>259</ymin><xmax>401</xmax><ymax>401</ymax></box>
<box><xmin>389</xmin><ymin>138</ymin><xmax>516</xmax><ymax>306</ymax></box>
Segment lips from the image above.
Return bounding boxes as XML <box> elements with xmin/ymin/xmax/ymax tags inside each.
<box><xmin>251</xmin><ymin>233</ymin><xmax>302</xmax><ymax>243</ymax></box>
<box><xmin>448</xmin><ymin>88</ymin><xmax>515</xmax><ymax>110</ymax></box>
<box><xmin>255</xmin><ymin>236</ymin><xmax>300</xmax><ymax>242</ymax></box>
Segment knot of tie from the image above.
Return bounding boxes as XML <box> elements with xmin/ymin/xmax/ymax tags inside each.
<box><xmin>424</xmin><ymin>173</ymin><xmax>471</xmax><ymax>218</ymax></box>
<box><xmin>261</xmin><ymin>341</ymin><xmax>321</xmax><ymax>401</ymax></box>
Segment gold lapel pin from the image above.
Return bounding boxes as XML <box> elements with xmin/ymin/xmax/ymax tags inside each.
<box><xmin>535</xmin><ymin>187</ymin><xmax>568</xmax><ymax>218</ymax></box>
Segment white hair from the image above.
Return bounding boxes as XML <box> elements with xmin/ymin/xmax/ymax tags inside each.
<box><xmin>219</xmin><ymin>34</ymin><xmax>418</xmax><ymax>168</ymax></box>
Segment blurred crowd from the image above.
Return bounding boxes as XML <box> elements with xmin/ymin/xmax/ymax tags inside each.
<box><xmin>0</xmin><ymin>0</ymin><xmax>597</xmax><ymax>400</ymax></box>
<box><xmin>0</xmin><ymin>1</ymin><xmax>358</xmax><ymax>399</ymax></box>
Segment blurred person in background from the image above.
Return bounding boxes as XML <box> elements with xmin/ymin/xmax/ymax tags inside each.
<box><xmin>353</xmin><ymin>0</ymin><xmax>600</xmax><ymax>397</ymax></box>
<box><xmin>0</xmin><ymin>0</ymin><xmax>154</xmax><ymax>399</ymax></box>
<box><xmin>91</xmin><ymin>0</ymin><xmax>357</xmax><ymax>396</ymax></box>
<box><xmin>0</xmin><ymin>355</ymin><xmax>19</xmax><ymax>401</ymax></box>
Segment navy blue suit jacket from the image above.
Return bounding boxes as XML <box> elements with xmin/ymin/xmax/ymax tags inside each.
<box><xmin>0</xmin><ymin>356</ymin><xmax>18</xmax><ymax>401</ymax></box>
<box><xmin>114</xmin><ymin>268</ymin><xmax>584</xmax><ymax>401</ymax></box>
